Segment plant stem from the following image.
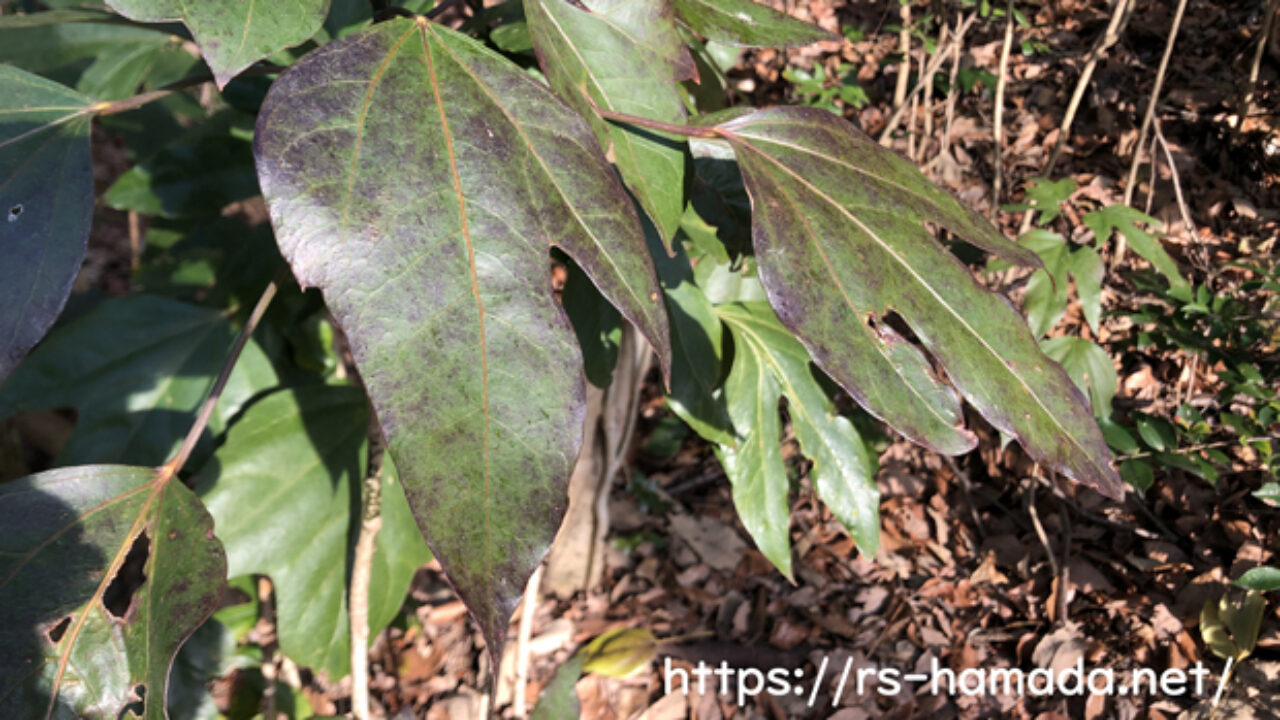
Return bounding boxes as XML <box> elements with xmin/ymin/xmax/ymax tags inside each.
<box><xmin>880</xmin><ymin>14</ymin><xmax>975</xmax><ymax>145</ymax></box>
<box><xmin>893</xmin><ymin>1</ymin><xmax>913</xmax><ymax>111</ymax></box>
<box><xmin>160</xmin><ymin>267</ymin><xmax>285</xmax><ymax>478</ymax></box>
<box><xmin>1120</xmin><ymin>0</ymin><xmax>1189</xmax><ymax>217</ymax></box>
<box><xmin>1237</xmin><ymin>0</ymin><xmax>1280</xmax><ymax>137</ymax></box>
<box><xmin>595</xmin><ymin>108</ymin><xmax>720</xmax><ymax>138</ymax></box>
<box><xmin>350</xmin><ymin>416</ymin><xmax>385</xmax><ymax>720</ymax></box>
<box><xmin>992</xmin><ymin>0</ymin><xmax>1015</xmax><ymax>213</ymax></box>
<box><xmin>91</xmin><ymin>63</ymin><xmax>284</xmax><ymax>117</ymax></box>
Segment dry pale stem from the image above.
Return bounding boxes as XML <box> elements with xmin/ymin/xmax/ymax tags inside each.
<box><xmin>992</xmin><ymin>0</ymin><xmax>1016</xmax><ymax>213</ymax></box>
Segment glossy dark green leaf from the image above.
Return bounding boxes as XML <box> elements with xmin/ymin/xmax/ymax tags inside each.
<box><xmin>0</xmin><ymin>294</ymin><xmax>279</xmax><ymax>466</ymax></box>
<box><xmin>1040</xmin><ymin>336</ymin><xmax>1116</xmax><ymax>418</ymax></box>
<box><xmin>103</xmin><ymin>110</ymin><xmax>259</xmax><ymax>218</ymax></box>
<box><xmin>717</xmin><ymin>302</ymin><xmax>878</xmax><ymax>576</ymax></box>
<box><xmin>525</xmin><ymin>0</ymin><xmax>692</xmax><ymax>247</ymax></box>
<box><xmin>254</xmin><ymin>17</ymin><xmax>670</xmax><ymax>659</ymax></box>
<box><xmin>713</xmin><ymin>107</ymin><xmax>1121</xmax><ymax>498</ymax></box>
<box><xmin>1255</xmin><ymin>483</ymin><xmax>1280</xmax><ymax>505</ymax></box>
<box><xmin>195</xmin><ymin>386</ymin><xmax>430</xmax><ymax>678</ymax></box>
<box><xmin>1083</xmin><ymin>205</ymin><xmax>1187</xmax><ymax>290</ymax></box>
<box><xmin>103</xmin><ymin>0</ymin><xmax>328</xmax><ymax>87</ymax></box>
<box><xmin>0</xmin><ymin>67</ymin><xmax>94</xmax><ymax>384</ymax></box>
<box><xmin>562</xmin><ymin>257</ymin><xmax>622</xmax><ymax>389</ymax></box>
<box><xmin>670</xmin><ymin>0</ymin><xmax>837</xmax><ymax>47</ymax></box>
<box><xmin>1236</xmin><ymin>567</ymin><xmax>1280</xmax><ymax>592</ymax></box>
<box><xmin>0</xmin><ymin>464</ymin><xmax>226</xmax><ymax>719</ymax></box>
<box><xmin>1119</xmin><ymin>458</ymin><xmax>1153</xmax><ymax>492</ymax></box>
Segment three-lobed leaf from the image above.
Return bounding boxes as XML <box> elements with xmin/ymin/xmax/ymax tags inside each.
<box><xmin>0</xmin><ymin>66</ymin><xmax>94</xmax><ymax>384</ymax></box>
<box><xmin>716</xmin><ymin>301</ymin><xmax>879</xmax><ymax>577</ymax></box>
<box><xmin>711</xmin><ymin>107</ymin><xmax>1122</xmax><ymax>498</ymax></box>
<box><xmin>254</xmin><ymin>17</ymin><xmax>670</xmax><ymax>660</ymax></box>
<box><xmin>0</xmin><ymin>465</ymin><xmax>226</xmax><ymax>720</ymax></box>
<box><xmin>103</xmin><ymin>0</ymin><xmax>329</xmax><ymax>88</ymax></box>
<box><xmin>195</xmin><ymin>386</ymin><xmax>430</xmax><ymax>678</ymax></box>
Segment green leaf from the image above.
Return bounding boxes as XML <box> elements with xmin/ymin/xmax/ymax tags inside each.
<box><xmin>0</xmin><ymin>67</ymin><xmax>94</xmax><ymax>383</ymax></box>
<box><xmin>103</xmin><ymin>110</ymin><xmax>260</xmax><ymax>218</ymax></box>
<box><xmin>1255</xmin><ymin>483</ymin><xmax>1280</xmax><ymax>505</ymax></box>
<box><xmin>1219</xmin><ymin>590</ymin><xmax>1265</xmax><ymax>658</ymax></box>
<box><xmin>1082</xmin><ymin>205</ymin><xmax>1187</xmax><ymax>290</ymax></box>
<box><xmin>712</xmin><ymin>107</ymin><xmax>1122</xmax><ymax>498</ymax></box>
<box><xmin>103</xmin><ymin>0</ymin><xmax>328</xmax><ymax>87</ymax></box>
<box><xmin>254</xmin><ymin>17</ymin><xmax>670</xmax><ymax>660</ymax></box>
<box><xmin>0</xmin><ymin>295</ymin><xmax>280</xmax><ymax>466</ymax></box>
<box><xmin>562</xmin><ymin>257</ymin><xmax>622</xmax><ymax>389</ymax></box>
<box><xmin>525</xmin><ymin>0</ymin><xmax>692</xmax><ymax>247</ymax></box>
<box><xmin>1039</xmin><ymin>337</ymin><xmax>1116</xmax><ymax>418</ymax></box>
<box><xmin>670</xmin><ymin>0</ymin><xmax>838</xmax><ymax>47</ymax></box>
<box><xmin>1069</xmin><ymin>245</ymin><xmax>1104</xmax><ymax>335</ymax></box>
<box><xmin>1134</xmin><ymin>414</ymin><xmax>1177</xmax><ymax>453</ymax></box>
<box><xmin>1200</xmin><ymin>598</ymin><xmax>1239</xmax><ymax>660</ymax></box>
<box><xmin>1015</xmin><ymin>176</ymin><xmax>1074</xmax><ymax>226</ymax></box>
<box><xmin>0</xmin><ymin>465</ymin><xmax>226</xmax><ymax>719</ymax></box>
<box><xmin>529</xmin><ymin>653</ymin><xmax>584</xmax><ymax>720</ymax></box>
<box><xmin>195</xmin><ymin>386</ymin><xmax>430</xmax><ymax>678</ymax></box>
<box><xmin>1236</xmin><ymin>566</ymin><xmax>1280</xmax><ymax>592</ymax></box>
<box><xmin>1120</xmin><ymin>458</ymin><xmax>1153</xmax><ymax>492</ymax></box>
<box><xmin>580</xmin><ymin>627</ymin><xmax>658</xmax><ymax>678</ymax></box>
<box><xmin>717</xmin><ymin>302</ymin><xmax>879</xmax><ymax>572</ymax></box>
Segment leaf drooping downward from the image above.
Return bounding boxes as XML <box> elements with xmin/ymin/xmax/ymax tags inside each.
<box><xmin>0</xmin><ymin>66</ymin><xmax>94</xmax><ymax>384</ymax></box>
<box><xmin>254</xmin><ymin>17</ymin><xmax>670</xmax><ymax>660</ymax></box>
<box><xmin>712</xmin><ymin>107</ymin><xmax>1122</xmax><ymax>498</ymax></box>
<box><xmin>0</xmin><ymin>465</ymin><xmax>226</xmax><ymax>719</ymax></box>
<box><xmin>103</xmin><ymin>0</ymin><xmax>328</xmax><ymax>88</ymax></box>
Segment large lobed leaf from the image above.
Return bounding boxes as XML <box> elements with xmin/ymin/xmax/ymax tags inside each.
<box><xmin>0</xmin><ymin>66</ymin><xmax>94</xmax><ymax>385</ymax></box>
<box><xmin>0</xmin><ymin>465</ymin><xmax>226</xmax><ymax>719</ymax></box>
<box><xmin>195</xmin><ymin>386</ymin><xmax>430</xmax><ymax>678</ymax></box>
<box><xmin>525</xmin><ymin>0</ymin><xmax>692</xmax><ymax>247</ymax></box>
<box><xmin>711</xmin><ymin>107</ymin><xmax>1122</xmax><ymax>498</ymax></box>
<box><xmin>254</xmin><ymin>17</ymin><xmax>670</xmax><ymax>658</ymax></box>
<box><xmin>103</xmin><ymin>0</ymin><xmax>328</xmax><ymax>88</ymax></box>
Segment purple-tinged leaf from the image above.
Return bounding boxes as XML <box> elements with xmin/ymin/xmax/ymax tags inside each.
<box><xmin>254</xmin><ymin>18</ymin><xmax>670</xmax><ymax>661</ymax></box>
<box><xmin>525</xmin><ymin>0</ymin><xmax>692</xmax><ymax>248</ymax></box>
<box><xmin>713</xmin><ymin>107</ymin><xmax>1122</xmax><ymax>498</ymax></box>
<box><xmin>0</xmin><ymin>465</ymin><xmax>226</xmax><ymax>720</ymax></box>
<box><xmin>0</xmin><ymin>66</ymin><xmax>93</xmax><ymax>385</ymax></box>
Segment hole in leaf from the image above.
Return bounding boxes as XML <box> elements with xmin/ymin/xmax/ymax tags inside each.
<box><xmin>46</xmin><ymin>615</ymin><xmax>72</xmax><ymax>644</ymax></box>
<box><xmin>103</xmin><ymin>531</ymin><xmax>150</xmax><ymax>619</ymax></box>
<box><xmin>7</xmin><ymin>204</ymin><xmax>21</xmax><ymax>222</ymax></box>
<box><xmin>119</xmin><ymin>683</ymin><xmax>145</xmax><ymax>718</ymax></box>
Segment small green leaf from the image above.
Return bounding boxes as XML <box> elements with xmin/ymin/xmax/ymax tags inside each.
<box><xmin>717</xmin><ymin>301</ymin><xmax>881</xmax><ymax>576</ymax></box>
<box><xmin>1119</xmin><ymin>458</ymin><xmax>1153</xmax><ymax>492</ymax></box>
<box><xmin>1017</xmin><ymin>176</ymin><xmax>1075</xmax><ymax>226</ymax></box>
<box><xmin>0</xmin><ymin>295</ymin><xmax>279</xmax><ymax>466</ymax></box>
<box><xmin>1253</xmin><ymin>483</ymin><xmax>1280</xmax><ymax>505</ymax></box>
<box><xmin>1083</xmin><ymin>205</ymin><xmax>1187</xmax><ymax>290</ymax></box>
<box><xmin>1039</xmin><ymin>337</ymin><xmax>1116</xmax><ymax>418</ymax></box>
<box><xmin>103</xmin><ymin>0</ymin><xmax>328</xmax><ymax>87</ymax></box>
<box><xmin>670</xmin><ymin>0</ymin><xmax>837</xmax><ymax>47</ymax></box>
<box><xmin>1236</xmin><ymin>566</ymin><xmax>1280</xmax><ymax>592</ymax></box>
<box><xmin>195</xmin><ymin>386</ymin><xmax>430</xmax><ymax>678</ymax></box>
<box><xmin>0</xmin><ymin>465</ymin><xmax>226</xmax><ymax>719</ymax></box>
<box><xmin>713</xmin><ymin>107</ymin><xmax>1120</xmax><ymax>497</ymax></box>
<box><xmin>0</xmin><ymin>66</ymin><xmax>94</xmax><ymax>383</ymax></box>
<box><xmin>1098</xmin><ymin>417</ymin><xmax>1139</xmax><ymax>454</ymax></box>
<box><xmin>525</xmin><ymin>0</ymin><xmax>692</xmax><ymax>247</ymax></box>
<box><xmin>530</xmin><ymin>653</ymin><xmax>585</xmax><ymax>720</ymax></box>
<box><xmin>1069</xmin><ymin>245</ymin><xmax>1104</xmax><ymax>335</ymax></box>
<box><xmin>1134</xmin><ymin>414</ymin><xmax>1177</xmax><ymax>453</ymax></box>
<box><xmin>580</xmin><ymin>627</ymin><xmax>657</xmax><ymax>678</ymax></box>
<box><xmin>254</xmin><ymin>18</ymin><xmax>670</xmax><ymax>661</ymax></box>
<box><xmin>1219</xmin><ymin>590</ymin><xmax>1265</xmax><ymax>658</ymax></box>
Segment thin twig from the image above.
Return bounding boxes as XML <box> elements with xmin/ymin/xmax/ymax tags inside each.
<box><xmin>91</xmin><ymin>63</ymin><xmax>284</xmax><ymax>117</ymax></box>
<box><xmin>350</xmin><ymin>414</ymin><xmax>386</xmax><ymax>720</ymax></box>
<box><xmin>1021</xmin><ymin>0</ymin><xmax>1132</xmax><ymax>236</ymax></box>
<box><xmin>880</xmin><ymin>13</ymin><xmax>976</xmax><ymax>145</ymax></box>
<box><xmin>1237</xmin><ymin>0</ymin><xmax>1280</xmax><ymax>137</ymax></box>
<box><xmin>919</xmin><ymin>21</ymin><xmax>945</xmax><ymax>162</ymax></box>
<box><xmin>1152</xmin><ymin>119</ymin><xmax>1195</xmax><ymax>233</ymax></box>
<box><xmin>513</xmin><ymin>564</ymin><xmax>543</xmax><ymax>718</ymax></box>
<box><xmin>1120</xmin><ymin>0</ymin><xmax>1190</xmax><ymax>221</ymax></box>
<box><xmin>894</xmin><ymin>1</ymin><xmax>913</xmax><ymax>111</ymax></box>
<box><xmin>992</xmin><ymin>0</ymin><xmax>1016</xmax><ymax>213</ymax></box>
<box><xmin>160</xmin><ymin>267</ymin><xmax>285</xmax><ymax>477</ymax></box>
